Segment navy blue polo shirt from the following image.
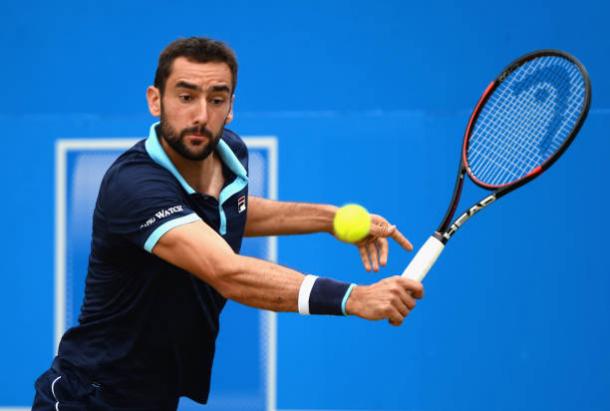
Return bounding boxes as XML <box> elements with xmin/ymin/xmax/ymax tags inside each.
<box><xmin>54</xmin><ymin>123</ymin><xmax>249</xmax><ymax>406</ymax></box>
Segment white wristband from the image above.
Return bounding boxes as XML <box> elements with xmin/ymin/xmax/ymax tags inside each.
<box><xmin>298</xmin><ymin>275</ymin><xmax>318</xmax><ymax>315</ymax></box>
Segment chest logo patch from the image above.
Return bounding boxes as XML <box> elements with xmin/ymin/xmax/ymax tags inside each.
<box><xmin>237</xmin><ymin>195</ymin><xmax>247</xmax><ymax>213</ymax></box>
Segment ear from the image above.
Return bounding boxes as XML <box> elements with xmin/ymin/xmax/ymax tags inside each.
<box><xmin>146</xmin><ymin>86</ymin><xmax>161</xmax><ymax>117</ymax></box>
<box><xmin>225</xmin><ymin>95</ymin><xmax>235</xmax><ymax>124</ymax></box>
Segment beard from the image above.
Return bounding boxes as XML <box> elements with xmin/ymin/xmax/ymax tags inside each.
<box><xmin>159</xmin><ymin>109</ymin><xmax>223</xmax><ymax>161</ymax></box>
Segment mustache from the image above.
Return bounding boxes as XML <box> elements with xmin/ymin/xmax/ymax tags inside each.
<box><xmin>179</xmin><ymin>125</ymin><xmax>214</xmax><ymax>139</ymax></box>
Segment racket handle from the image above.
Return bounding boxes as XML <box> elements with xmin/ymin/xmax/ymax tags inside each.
<box><xmin>401</xmin><ymin>236</ymin><xmax>445</xmax><ymax>282</ymax></box>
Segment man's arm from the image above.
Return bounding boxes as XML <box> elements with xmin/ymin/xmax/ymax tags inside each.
<box><xmin>152</xmin><ymin>220</ymin><xmax>423</xmax><ymax>325</ymax></box>
<box><xmin>245</xmin><ymin>196</ymin><xmax>337</xmax><ymax>236</ymax></box>
<box><xmin>245</xmin><ymin>196</ymin><xmax>413</xmax><ymax>272</ymax></box>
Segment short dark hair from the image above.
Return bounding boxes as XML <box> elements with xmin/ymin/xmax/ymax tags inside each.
<box><xmin>154</xmin><ymin>37</ymin><xmax>238</xmax><ymax>94</ymax></box>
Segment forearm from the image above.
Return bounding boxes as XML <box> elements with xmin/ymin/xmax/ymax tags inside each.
<box><xmin>153</xmin><ymin>220</ymin><xmax>304</xmax><ymax>312</ymax></box>
<box><xmin>160</xmin><ymin>236</ymin><xmax>341</xmax><ymax>313</ymax></box>
<box><xmin>215</xmin><ymin>254</ymin><xmax>303</xmax><ymax>312</ymax></box>
<box><xmin>245</xmin><ymin>196</ymin><xmax>338</xmax><ymax>237</ymax></box>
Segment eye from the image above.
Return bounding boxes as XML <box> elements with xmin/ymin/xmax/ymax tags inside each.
<box><xmin>210</xmin><ymin>96</ymin><xmax>226</xmax><ymax>106</ymax></box>
<box><xmin>179</xmin><ymin>94</ymin><xmax>193</xmax><ymax>103</ymax></box>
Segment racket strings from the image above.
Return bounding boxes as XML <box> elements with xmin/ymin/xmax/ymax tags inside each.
<box><xmin>472</xmin><ymin>65</ymin><xmax>570</xmax><ymax>181</ymax></box>
<box><xmin>471</xmin><ymin>59</ymin><xmax>570</xmax><ymax>177</ymax></box>
<box><xmin>466</xmin><ymin>56</ymin><xmax>586</xmax><ymax>187</ymax></box>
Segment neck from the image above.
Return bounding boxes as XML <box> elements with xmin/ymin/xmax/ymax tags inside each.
<box><xmin>160</xmin><ymin>138</ymin><xmax>223</xmax><ymax>196</ymax></box>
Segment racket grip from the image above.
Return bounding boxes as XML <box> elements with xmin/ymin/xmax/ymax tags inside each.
<box><xmin>401</xmin><ymin>236</ymin><xmax>445</xmax><ymax>282</ymax></box>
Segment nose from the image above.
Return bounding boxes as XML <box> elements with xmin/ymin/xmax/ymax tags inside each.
<box><xmin>193</xmin><ymin>99</ymin><xmax>209</xmax><ymax>125</ymax></box>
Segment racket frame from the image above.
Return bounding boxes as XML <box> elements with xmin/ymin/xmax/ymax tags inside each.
<box><xmin>435</xmin><ymin>49</ymin><xmax>591</xmax><ymax>243</ymax></box>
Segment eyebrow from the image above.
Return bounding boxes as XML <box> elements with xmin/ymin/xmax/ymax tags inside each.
<box><xmin>174</xmin><ymin>81</ymin><xmax>231</xmax><ymax>94</ymax></box>
<box><xmin>209</xmin><ymin>84</ymin><xmax>231</xmax><ymax>94</ymax></box>
<box><xmin>175</xmin><ymin>81</ymin><xmax>199</xmax><ymax>91</ymax></box>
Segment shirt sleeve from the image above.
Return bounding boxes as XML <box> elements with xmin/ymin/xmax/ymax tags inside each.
<box><xmin>97</xmin><ymin>160</ymin><xmax>201</xmax><ymax>252</ymax></box>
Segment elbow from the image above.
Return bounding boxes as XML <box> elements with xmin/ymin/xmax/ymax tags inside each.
<box><xmin>205</xmin><ymin>254</ymin><xmax>244</xmax><ymax>300</ymax></box>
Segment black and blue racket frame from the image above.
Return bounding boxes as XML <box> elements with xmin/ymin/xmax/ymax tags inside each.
<box><xmin>434</xmin><ymin>49</ymin><xmax>592</xmax><ymax>244</ymax></box>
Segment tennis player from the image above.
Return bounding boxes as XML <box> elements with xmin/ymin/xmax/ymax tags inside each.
<box><xmin>32</xmin><ymin>37</ymin><xmax>424</xmax><ymax>410</ymax></box>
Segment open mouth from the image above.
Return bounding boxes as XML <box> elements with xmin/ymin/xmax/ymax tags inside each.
<box><xmin>186</xmin><ymin>134</ymin><xmax>209</xmax><ymax>145</ymax></box>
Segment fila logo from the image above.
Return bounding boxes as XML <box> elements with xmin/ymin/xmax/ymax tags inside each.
<box><xmin>237</xmin><ymin>195</ymin><xmax>246</xmax><ymax>213</ymax></box>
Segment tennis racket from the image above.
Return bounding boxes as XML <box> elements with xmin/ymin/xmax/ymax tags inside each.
<box><xmin>402</xmin><ymin>49</ymin><xmax>591</xmax><ymax>282</ymax></box>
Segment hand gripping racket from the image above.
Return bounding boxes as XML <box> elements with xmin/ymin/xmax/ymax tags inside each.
<box><xmin>403</xmin><ymin>49</ymin><xmax>591</xmax><ymax>282</ymax></box>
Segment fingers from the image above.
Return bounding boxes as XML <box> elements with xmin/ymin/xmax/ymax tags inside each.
<box><xmin>387</xmin><ymin>301</ymin><xmax>412</xmax><ymax>326</ymax></box>
<box><xmin>384</xmin><ymin>299</ymin><xmax>408</xmax><ymax>326</ymax></box>
<box><xmin>358</xmin><ymin>244</ymin><xmax>371</xmax><ymax>272</ymax></box>
<box><xmin>367</xmin><ymin>215</ymin><xmax>413</xmax><ymax>252</ymax></box>
<box><xmin>393</xmin><ymin>296</ymin><xmax>410</xmax><ymax>318</ymax></box>
<box><xmin>378</xmin><ymin>237</ymin><xmax>389</xmax><ymax>266</ymax></box>
<box><xmin>394</xmin><ymin>281</ymin><xmax>417</xmax><ymax>309</ymax></box>
<box><xmin>367</xmin><ymin>216</ymin><xmax>393</xmax><ymax>238</ymax></box>
<box><xmin>359</xmin><ymin>239</ymin><xmax>386</xmax><ymax>272</ymax></box>
<box><xmin>391</xmin><ymin>227</ymin><xmax>413</xmax><ymax>251</ymax></box>
<box><xmin>367</xmin><ymin>241</ymin><xmax>379</xmax><ymax>272</ymax></box>
<box><xmin>350</xmin><ymin>214</ymin><xmax>413</xmax><ymax>271</ymax></box>
<box><xmin>388</xmin><ymin>309</ymin><xmax>405</xmax><ymax>326</ymax></box>
<box><xmin>387</xmin><ymin>279</ymin><xmax>416</xmax><ymax>326</ymax></box>
<box><xmin>380</xmin><ymin>277</ymin><xmax>420</xmax><ymax>326</ymax></box>
<box><xmin>398</xmin><ymin>277</ymin><xmax>424</xmax><ymax>299</ymax></box>
<box><xmin>383</xmin><ymin>277</ymin><xmax>422</xmax><ymax>326</ymax></box>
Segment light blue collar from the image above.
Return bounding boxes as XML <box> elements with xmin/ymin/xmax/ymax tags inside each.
<box><xmin>145</xmin><ymin>122</ymin><xmax>196</xmax><ymax>194</ymax></box>
<box><xmin>144</xmin><ymin>122</ymin><xmax>247</xmax><ymax>192</ymax></box>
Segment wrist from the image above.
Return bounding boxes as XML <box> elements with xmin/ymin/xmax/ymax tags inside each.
<box><xmin>298</xmin><ymin>275</ymin><xmax>355</xmax><ymax>316</ymax></box>
<box><xmin>324</xmin><ymin>205</ymin><xmax>339</xmax><ymax>234</ymax></box>
<box><xmin>344</xmin><ymin>285</ymin><xmax>362</xmax><ymax>316</ymax></box>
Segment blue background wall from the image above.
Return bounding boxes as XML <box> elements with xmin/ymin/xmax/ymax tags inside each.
<box><xmin>1</xmin><ymin>0</ymin><xmax>609</xmax><ymax>409</ymax></box>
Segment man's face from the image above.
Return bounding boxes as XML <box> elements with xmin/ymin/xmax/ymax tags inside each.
<box><xmin>154</xmin><ymin>57</ymin><xmax>234</xmax><ymax>161</ymax></box>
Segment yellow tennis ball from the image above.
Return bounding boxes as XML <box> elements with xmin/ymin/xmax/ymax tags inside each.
<box><xmin>333</xmin><ymin>204</ymin><xmax>372</xmax><ymax>243</ymax></box>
